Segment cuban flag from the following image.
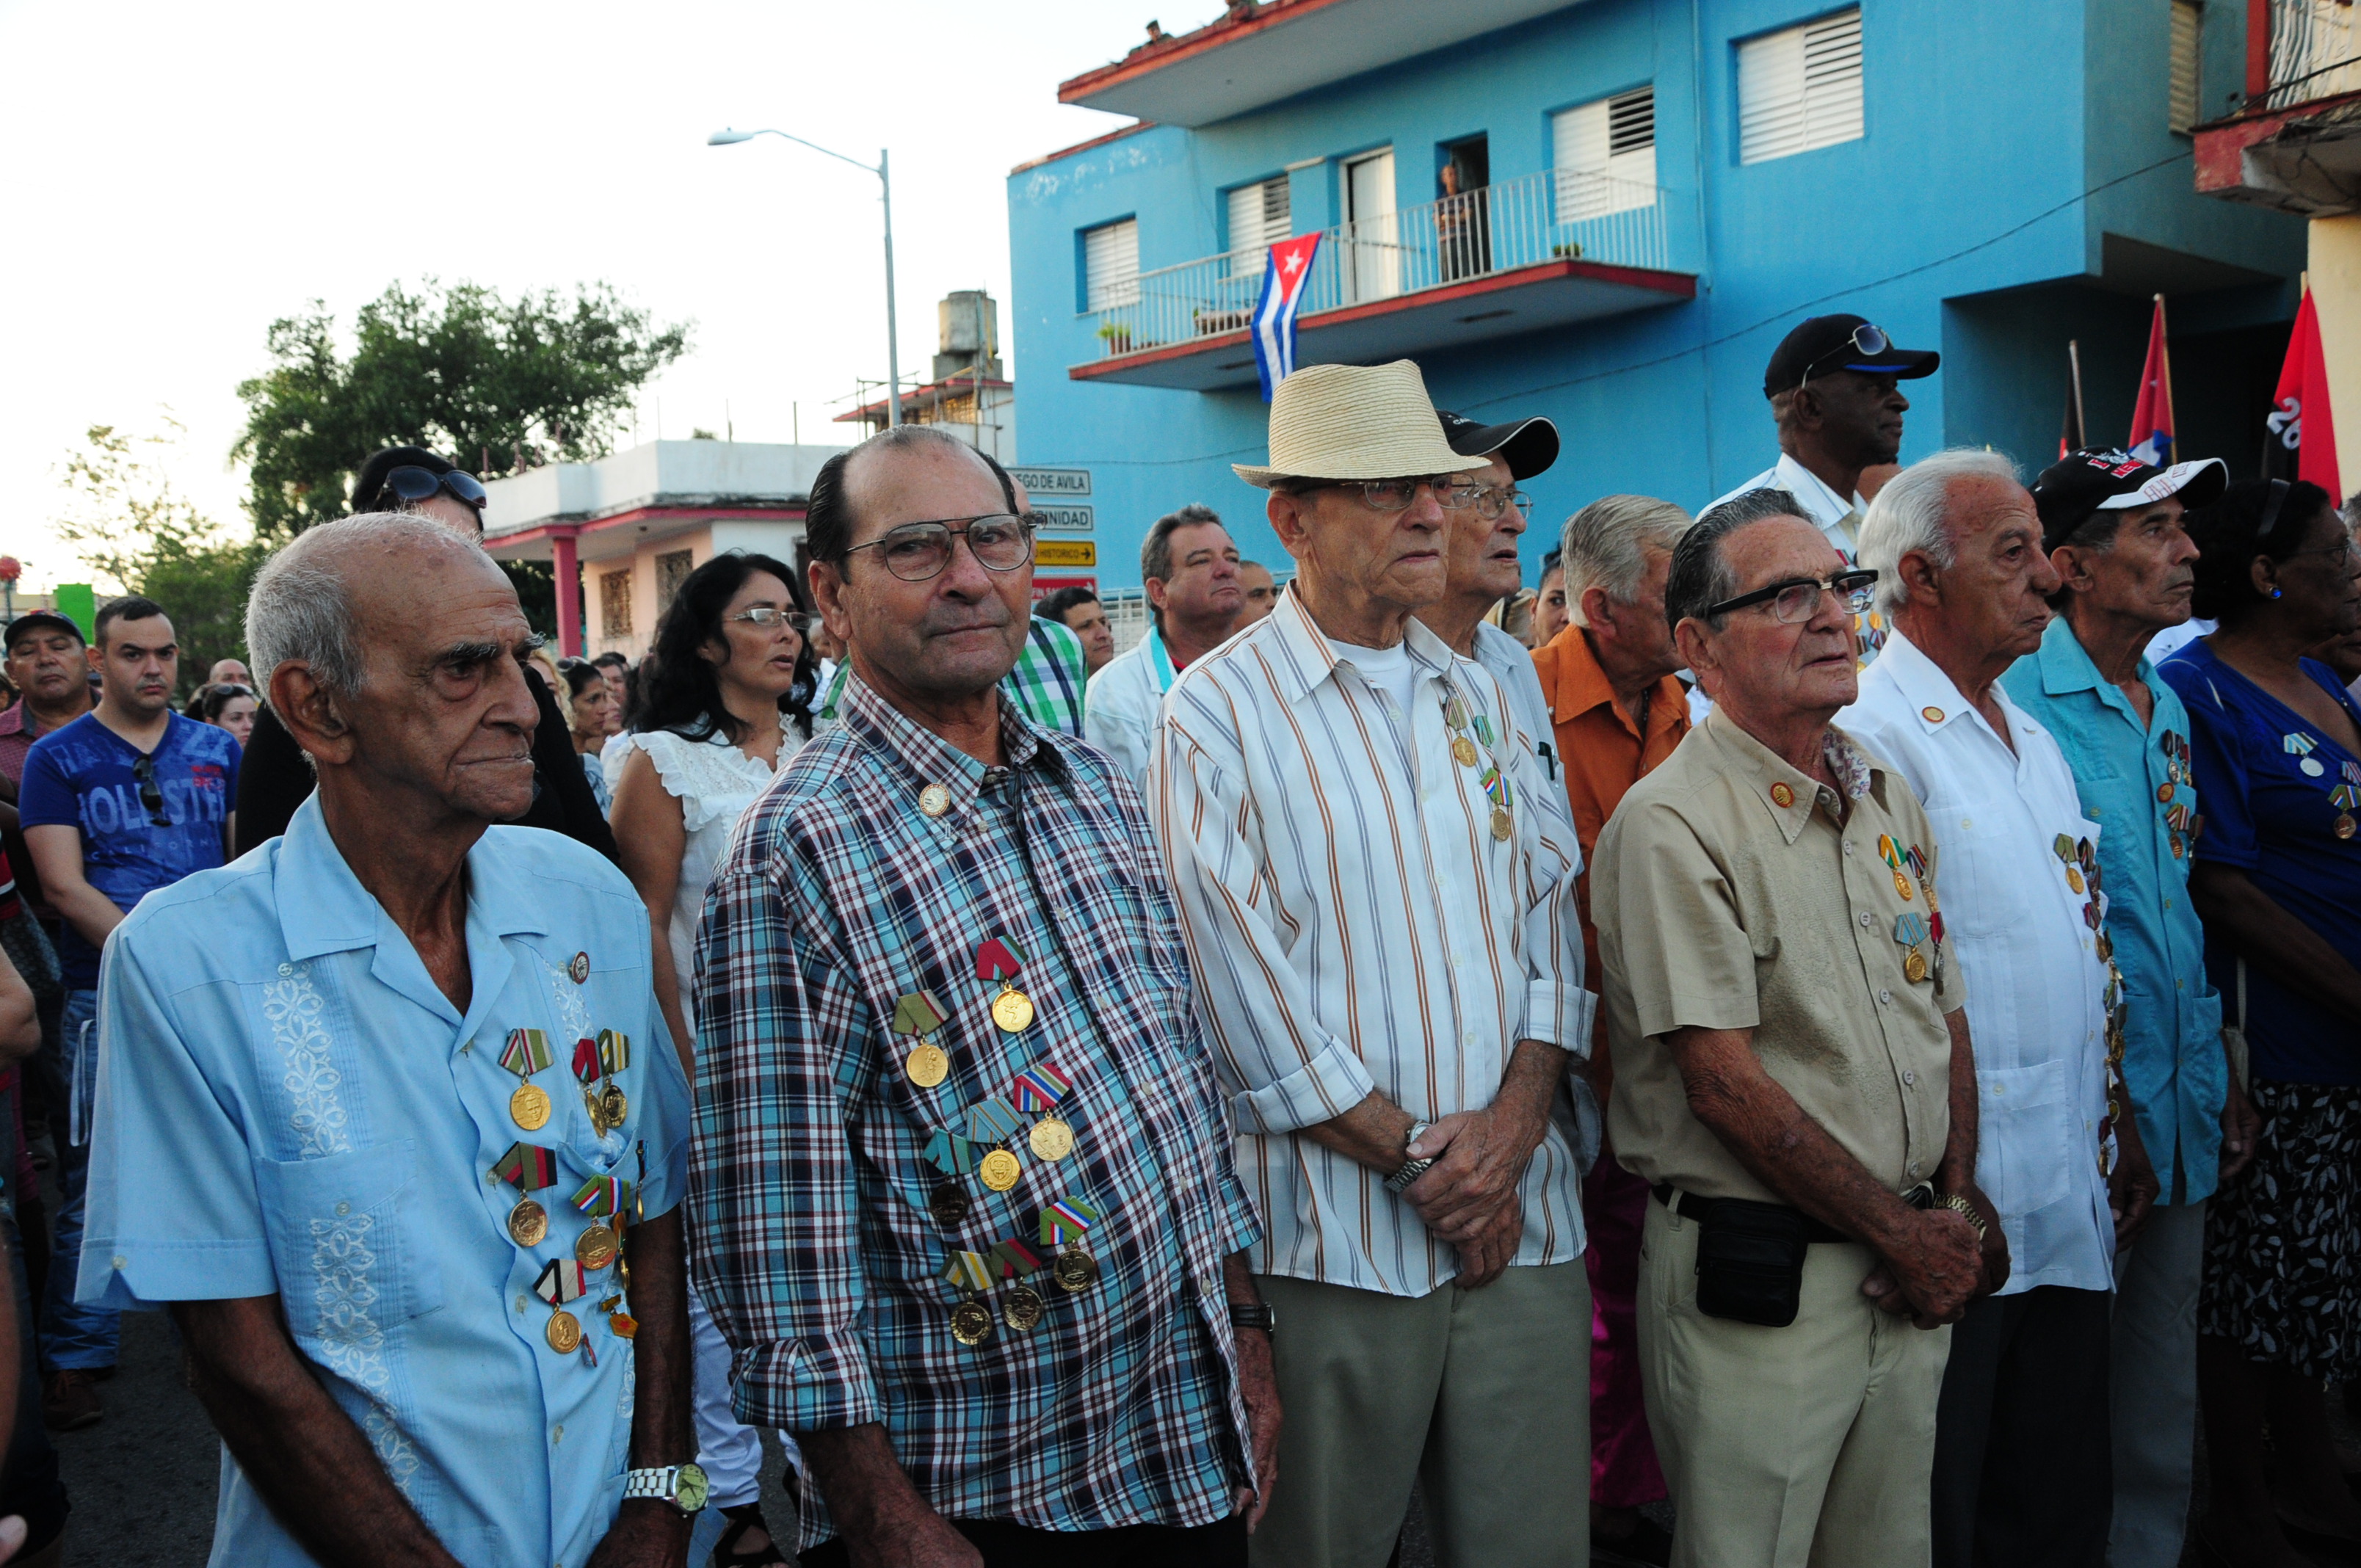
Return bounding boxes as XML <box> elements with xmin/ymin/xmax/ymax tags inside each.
<box><xmin>2128</xmin><ymin>295</ymin><xmax>2175</xmax><ymax>466</ymax></box>
<box><xmin>1252</xmin><ymin>233</ymin><xmax>1323</xmax><ymax>402</ymax></box>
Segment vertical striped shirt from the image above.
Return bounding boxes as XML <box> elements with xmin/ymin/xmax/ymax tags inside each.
<box><xmin>1150</xmin><ymin>587</ymin><xmax>1591</xmax><ymax>1297</ymax></box>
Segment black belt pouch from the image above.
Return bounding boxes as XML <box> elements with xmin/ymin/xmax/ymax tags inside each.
<box><xmin>1693</xmin><ymin>1197</ymin><xmax>1810</xmax><ymax>1326</ymax></box>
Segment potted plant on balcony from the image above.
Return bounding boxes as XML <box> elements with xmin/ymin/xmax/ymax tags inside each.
<box><xmin>1097</xmin><ymin>322</ymin><xmax>1134</xmax><ymax>355</ymax></box>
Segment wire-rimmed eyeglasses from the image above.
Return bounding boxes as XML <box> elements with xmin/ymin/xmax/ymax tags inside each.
<box><xmin>841</xmin><ymin>513</ymin><xmax>1038</xmax><ymax>583</ymax></box>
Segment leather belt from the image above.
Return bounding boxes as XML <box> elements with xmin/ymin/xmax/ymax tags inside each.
<box><xmin>1650</xmin><ymin>1182</ymin><xmax>1896</xmax><ymax>1245</ymax></box>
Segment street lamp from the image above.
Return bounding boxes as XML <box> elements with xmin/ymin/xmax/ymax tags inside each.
<box><xmin>708</xmin><ymin>126</ymin><xmax>902</xmax><ymax>429</ymax></box>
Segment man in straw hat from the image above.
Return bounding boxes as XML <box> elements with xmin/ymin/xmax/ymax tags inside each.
<box><xmin>1150</xmin><ymin>360</ymin><xmax>1594</xmax><ymax>1567</ymax></box>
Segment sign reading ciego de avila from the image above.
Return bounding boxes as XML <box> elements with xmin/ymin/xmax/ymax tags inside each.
<box><xmin>1011</xmin><ymin>466</ymin><xmax>1091</xmax><ymax>498</ymax></box>
<box><xmin>1031</xmin><ymin>504</ymin><xmax>1094</xmax><ymax>533</ymax></box>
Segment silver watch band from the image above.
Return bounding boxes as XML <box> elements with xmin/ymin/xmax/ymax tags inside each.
<box><xmin>1385</xmin><ymin>1120</ymin><xmax>1434</xmax><ymax>1194</ymax></box>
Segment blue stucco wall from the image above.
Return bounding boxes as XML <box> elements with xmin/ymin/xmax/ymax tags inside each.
<box><xmin>1007</xmin><ymin>0</ymin><xmax>2306</xmax><ymax>592</ymax></box>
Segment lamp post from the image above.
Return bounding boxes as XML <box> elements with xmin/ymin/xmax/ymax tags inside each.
<box><xmin>708</xmin><ymin>126</ymin><xmax>902</xmax><ymax>429</ymax></box>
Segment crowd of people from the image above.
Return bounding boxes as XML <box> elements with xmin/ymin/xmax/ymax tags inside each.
<box><xmin>0</xmin><ymin>312</ymin><xmax>2346</xmax><ymax>1568</ymax></box>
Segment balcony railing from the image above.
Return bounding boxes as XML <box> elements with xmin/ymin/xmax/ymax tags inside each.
<box><xmin>2262</xmin><ymin>0</ymin><xmax>2361</xmax><ymax>109</ymax></box>
<box><xmin>1085</xmin><ymin>167</ymin><xmax>1670</xmax><ymax>360</ymax></box>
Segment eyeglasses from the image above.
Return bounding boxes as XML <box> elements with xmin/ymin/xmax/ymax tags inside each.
<box><xmin>2282</xmin><ymin>538</ymin><xmax>2353</xmax><ymax>570</ymax></box>
<box><xmin>728</xmin><ymin>607</ymin><xmax>819</xmax><ymax>634</ymax></box>
<box><xmin>129</xmin><ymin>752</ymin><xmax>172</xmax><ymax>827</ymax></box>
<box><xmin>841</xmin><ymin>512</ymin><xmax>1037</xmax><ymax>583</ymax></box>
<box><xmin>1299</xmin><ymin>476</ymin><xmax>1487</xmax><ymax>513</ymax></box>
<box><xmin>379</xmin><ymin>465</ymin><xmax>489</xmax><ymax>512</ymax></box>
<box><xmin>1704</xmin><ymin>569</ymin><xmax>1880</xmax><ymax>625</ymax></box>
<box><xmin>1472</xmin><ymin>486</ymin><xmax>1532</xmax><ymax>522</ymax></box>
<box><xmin>1799</xmin><ymin>322</ymin><xmax>1893</xmax><ymax>389</ymax></box>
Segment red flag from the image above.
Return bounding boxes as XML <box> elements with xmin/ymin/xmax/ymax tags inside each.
<box><xmin>2267</xmin><ymin>288</ymin><xmax>2340</xmax><ymax>501</ymax></box>
<box><xmin>2128</xmin><ymin>296</ymin><xmax>2175</xmax><ymax>466</ymax></box>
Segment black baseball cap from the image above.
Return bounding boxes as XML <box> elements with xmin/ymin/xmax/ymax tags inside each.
<box><xmin>1763</xmin><ymin>314</ymin><xmax>1940</xmax><ymax>397</ymax></box>
<box><xmin>2031</xmin><ymin>448</ymin><xmax>2230</xmax><ymax>551</ymax></box>
<box><xmin>1435</xmin><ymin>409</ymin><xmax>1560</xmax><ymax>481</ymax></box>
<box><xmin>4</xmin><ymin>611</ymin><xmax>84</xmax><ymax>653</ymax></box>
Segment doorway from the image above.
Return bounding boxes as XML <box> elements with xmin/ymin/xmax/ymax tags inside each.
<box><xmin>1344</xmin><ymin>149</ymin><xmax>1399</xmax><ymax>303</ymax></box>
<box><xmin>1437</xmin><ymin>134</ymin><xmax>1491</xmax><ymax>280</ymax></box>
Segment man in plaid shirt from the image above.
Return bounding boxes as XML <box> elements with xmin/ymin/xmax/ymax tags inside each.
<box><xmin>691</xmin><ymin>424</ymin><xmax>1280</xmax><ymax>1567</ymax></box>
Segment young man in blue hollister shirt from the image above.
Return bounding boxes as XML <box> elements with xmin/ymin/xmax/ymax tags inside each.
<box><xmin>18</xmin><ymin>595</ymin><xmax>237</xmax><ymax>1428</ymax></box>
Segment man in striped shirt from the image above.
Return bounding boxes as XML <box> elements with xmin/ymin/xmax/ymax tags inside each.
<box><xmin>1153</xmin><ymin>361</ymin><xmax>1592</xmax><ymax>1568</ymax></box>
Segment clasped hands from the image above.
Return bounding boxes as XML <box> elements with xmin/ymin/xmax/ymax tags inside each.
<box><xmin>1399</xmin><ymin>1100</ymin><xmax>1547</xmax><ymax>1288</ymax></box>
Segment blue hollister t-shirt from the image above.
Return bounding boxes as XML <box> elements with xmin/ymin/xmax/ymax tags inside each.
<box><xmin>18</xmin><ymin>711</ymin><xmax>239</xmax><ymax>987</ymax></box>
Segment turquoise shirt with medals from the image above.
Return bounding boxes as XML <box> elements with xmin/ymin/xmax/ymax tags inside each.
<box><xmin>2003</xmin><ymin>616</ymin><xmax>2226</xmax><ymax>1202</ymax></box>
<box><xmin>75</xmin><ymin>796</ymin><xmax>691</xmax><ymax>1568</ymax></box>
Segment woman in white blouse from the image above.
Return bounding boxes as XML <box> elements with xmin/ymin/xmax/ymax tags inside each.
<box><xmin>609</xmin><ymin>549</ymin><xmax>813</xmax><ymax>1568</ymax></box>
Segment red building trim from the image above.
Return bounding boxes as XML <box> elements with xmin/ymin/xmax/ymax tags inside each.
<box><xmin>1056</xmin><ymin>0</ymin><xmax>1343</xmax><ymax>106</ymax></box>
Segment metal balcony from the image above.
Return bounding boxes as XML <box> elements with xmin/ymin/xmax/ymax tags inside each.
<box><xmin>2193</xmin><ymin>0</ymin><xmax>2361</xmax><ymax>216</ymax></box>
<box><xmin>1071</xmin><ymin>167</ymin><xmax>1696</xmax><ymax>392</ymax></box>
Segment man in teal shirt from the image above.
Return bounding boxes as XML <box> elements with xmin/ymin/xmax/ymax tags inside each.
<box><xmin>2001</xmin><ymin>448</ymin><xmax>2258</xmax><ymax>1568</ymax></box>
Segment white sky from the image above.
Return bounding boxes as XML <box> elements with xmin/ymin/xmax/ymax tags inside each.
<box><xmin>0</xmin><ymin>0</ymin><xmax>1225</xmax><ymax>591</ymax></box>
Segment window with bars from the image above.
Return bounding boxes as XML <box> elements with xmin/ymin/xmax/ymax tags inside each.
<box><xmin>1553</xmin><ymin>86</ymin><xmax>1658</xmax><ymax>221</ymax></box>
<box><xmin>1081</xmin><ymin>218</ymin><xmax>1139</xmax><ymax>311</ymax></box>
<box><xmin>2170</xmin><ymin>0</ymin><xmax>2204</xmax><ymax>133</ymax></box>
<box><xmin>655</xmin><ymin>550</ymin><xmax>694</xmax><ymax>616</ymax></box>
<box><xmin>599</xmin><ymin>569</ymin><xmax>632</xmax><ymax>639</ymax></box>
<box><xmin>1227</xmin><ymin>176</ymin><xmax>1291</xmax><ymax>274</ymax></box>
<box><xmin>1736</xmin><ymin>8</ymin><xmax>1865</xmax><ymax>165</ymax></box>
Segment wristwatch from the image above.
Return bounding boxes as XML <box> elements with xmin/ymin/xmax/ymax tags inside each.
<box><xmin>622</xmin><ymin>1462</ymin><xmax>711</xmax><ymax>1515</ymax></box>
<box><xmin>1229</xmin><ymin>1300</ymin><xmax>1277</xmax><ymax>1337</ymax></box>
<box><xmin>1934</xmin><ymin>1192</ymin><xmax>1988</xmax><ymax>1241</ymax></box>
<box><xmin>1385</xmin><ymin>1120</ymin><xmax>1435</xmax><ymax>1194</ymax></box>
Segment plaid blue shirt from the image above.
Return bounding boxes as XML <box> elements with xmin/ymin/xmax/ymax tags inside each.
<box><xmin>689</xmin><ymin>672</ymin><xmax>1259</xmax><ymax>1550</ymax></box>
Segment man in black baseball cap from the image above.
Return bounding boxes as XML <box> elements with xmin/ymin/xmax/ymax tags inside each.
<box><xmin>1707</xmin><ymin>314</ymin><xmax>1939</xmax><ymax>666</ymax></box>
<box><xmin>0</xmin><ymin>611</ymin><xmax>93</xmax><ymax>804</ymax></box>
<box><xmin>2029</xmin><ymin>446</ymin><xmax>2228</xmax><ymax>555</ymax></box>
<box><xmin>350</xmin><ymin>446</ymin><xmax>490</xmax><ymax>534</ymax></box>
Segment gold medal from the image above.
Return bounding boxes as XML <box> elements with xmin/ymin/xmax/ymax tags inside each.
<box><xmin>951</xmin><ymin>1298</ymin><xmax>993</xmax><ymax>1346</ymax></box>
<box><xmin>979</xmin><ymin>1148</ymin><xmax>1022</xmax><ymax>1191</ymax></box>
<box><xmin>510</xmin><ymin>1083</ymin><xmax>551</xmax><ymax>1130</ymax></box>
<box><xmin>928</xmin><ymin>1181</ymin><xmax>971</xmax><ymax>1228</ymax></box>
<box><xmin>507</xmin><ymin>1197</ymin><xmax>549</xmax><ymax>1247</ymax></box>
<box><xmin>1904</xmin><ymin>949</ymin><xmax>1929</xmax><ymax>985</ymax></box>
<box><xmin>2340</xmin><ymin>813</ymin><xmax>2357</xmax><ymax>841</ymax></box>
<box><xmin>1893</xmin><ymin>870</ymin><xmax>1913</xmax><ymax>901</ymax></box>
<box><xmin>1490</xmin><ymin>807</ymin><xmax>1512</xmax><ymax>842</ymax></box>
<box><xmin>546</xmin><ymin>1309</ymin><xmax>582</xmax><ymax>1354</ymax></box>
<box><xmin>2066</xmin><ymin>867</ymin><xmax>2084</xmax><ymax>894</ymax></box>
<box><xmin>991</xmin><ymin>985</ymin><xmax>1036</xmax><ymax>1034</ymax></box>
<box><xmin>1053</xmin><ymin>1245</ymin><xmax>1099</xmax><ymax>1294</ymax></box>
<box><xmin>609</xmin><ymin>1313</ymin><xmax>637</xmax><ymax>1339</ymax></box>
<box><xmin>1029</xmin><ymin>1116</ymin><xmax>1074</xmax><ymax>1162</ymax></box>
<box><xmin>599</xmin><ymin>1082</ymin><xmax>628</xmax><ymax>1129</ymax></box>
<box><xmin>1451</xmin><ymin>736</ymin><xmax>1479</xmax><ymax>767</ymax></box>
<box><xmin>1003</xmin><ymin>1282</ymin><xmax>1045</xmax><ymax>1332</ymax></box>
<box><xmin>919</xmin><ymin>783</ymin><xmax>953</xmax><ymax>819</ymax></box>
<box><xmin>2157</xmin><ymin>782</ymin><xmax>2175</xmax><ymax>804</ymax></box>
<box><xmin>906</xmin><ymin>1042</ymin><xmax>949</xmax><ymax>1088</ymax></box>
<box><xmin>2170</xmin><ymin>831</ymin><xmax>2185</xmax><ymax>858</ymax></box>
<box><xmin>576</xmin><ymin>1223</ymin><xmax>620</xmax><ymax>1271</ymax></box>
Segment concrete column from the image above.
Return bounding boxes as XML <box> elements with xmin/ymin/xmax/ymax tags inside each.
<box><xmin>551</xmin><ymin>531</ymin><xmax>583</xmax><ymax>657</ymax></box>
<box><xmin>2308</xmin><ymin>214</ymin><xmax>2361</xmax><ymax>498</ymax></box>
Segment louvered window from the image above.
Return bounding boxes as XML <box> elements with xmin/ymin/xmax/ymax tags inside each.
<box><xmin>1737</xmin><ymin>9</ymin><xmax>1865</xmax><ymax>165</ymax></box>
<box><xmin>1227</xmin><ymin>177</ymin><xmax>1291</xmax><ymax>274</ymax></box>
<box><xmin>2170</xmin><ymin>1</ymin><xmax>2203</xmax><ymax>133</ymax></box>
<box><xmin>1553</xmin><ymin>86</ymin><xmax>1658</xmax><ymax>221</ymax></box>
<box><xmin>1082</xmin><ymin>218</ymin><xmax>1139</xmax><ymax>311</ymax></box>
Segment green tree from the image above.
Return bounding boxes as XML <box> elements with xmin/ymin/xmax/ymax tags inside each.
<box><xmin>232</xmin><ymin>278</ymin><xmax>691</xmax><ymax>537</ymax></box>
<box><xmin>55</xmin><ymin>419</ymin><xmax>267</xmax><ymax>689</ymax></box>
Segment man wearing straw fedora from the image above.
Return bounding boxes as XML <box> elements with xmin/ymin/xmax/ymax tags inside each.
<box><xmin>1150</xmin><ymin>360</ymin><xmax>1593</xmax><ymax>1567</ymax></box>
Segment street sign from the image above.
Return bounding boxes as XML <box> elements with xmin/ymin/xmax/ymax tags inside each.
<box><xmin>1035</xmin><ymin>540</ymin><xmax>1098</xmax><ymax>568</ymax></box>
<box><xmin>1012</xmin><ymin>466</ymin><xmax>1091</xmax><ymax>498</ymax></box>
<box><xmin>1032</xmin><ymin>504</ymin><xmax>1094</xmax><ymax>533</ymax></box>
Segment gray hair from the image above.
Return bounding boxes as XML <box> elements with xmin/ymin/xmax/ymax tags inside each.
<box><xmin>1561</xmin><ymin>495</ymin><xmax>1692</xmax><ymax>627</ymax></box>
<box><xmin>1142</xmin><ymin>504</ymin><xmax>1224</xmax><ymax>584</ymax></box>
<box><xmin>1857</xmin><ymin>449</ymin><xmax>2020</xmax><ymax>615</ymax></box>
<box><xmin>1665</xmin><ymin>487</ymin><xmax>1808</xmax><ymax>632</ymax></box>
<box><xmin>245</xmin><ymin>512</ymin><xmax>467</xmax><ymax>697</ymax></box>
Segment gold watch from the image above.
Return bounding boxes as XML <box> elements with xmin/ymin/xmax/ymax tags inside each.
<box><xmin>1935</xmin><ymin>1192</ymin><xmax>1987</xmax><ymax>1240</ymax></box>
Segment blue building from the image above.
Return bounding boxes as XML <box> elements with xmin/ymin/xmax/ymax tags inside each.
<box><xmin>1006</xmin><ymin>0</ymin><xmax>2307</xmax><ymax>592</ymax></box>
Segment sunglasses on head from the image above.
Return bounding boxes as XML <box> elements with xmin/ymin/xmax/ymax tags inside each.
<box><xmin>1799</xmin><ymin>323</ymin><xmax>1894</xmax><ymax>389</ymax></box>
<box><xmin>378</xmin><ymin>465</ymin><xmax>488</xmax><ymax>511</ymax></box>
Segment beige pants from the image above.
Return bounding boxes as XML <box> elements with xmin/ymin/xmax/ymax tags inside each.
<box><xmin>1637</xmin><ymin>1195</ymin><xmax>1951</xmax><ymax>1568</ymax></box>
<box><xmin>1248</xmin><ymin>1263</ymin><xmax>1590</xmax><ymax>1568</ymax></box>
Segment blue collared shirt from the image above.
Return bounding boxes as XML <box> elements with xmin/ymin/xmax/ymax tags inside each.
<box><xmin>77</xmin><ymin>798</ymin><xmax>691</xmax><ymax>1568</ymax></box>
<box><xmin>2003</xmin><ymin>617</ymin><xmax>2224</xmax><ymax>1202</ymax></box>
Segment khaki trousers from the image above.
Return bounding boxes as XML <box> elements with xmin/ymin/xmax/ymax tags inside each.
<box><xmin>1250</xmin><ymin>1263</ymin><xmax>1590</xmax><ymax>1568</ymax></box>
<box><xmin>1638</xmin><ymin>1195</ymin><xmax>1951</xmax><ymax>1568</ymax></box>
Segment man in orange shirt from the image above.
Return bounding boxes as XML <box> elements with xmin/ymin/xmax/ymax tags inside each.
<box><xmin>1530</xmin><ymin>493</ymin><xmax>1694</xmax><ymax>1567</ymax></box>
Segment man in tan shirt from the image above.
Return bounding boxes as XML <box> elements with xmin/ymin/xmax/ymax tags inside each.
<box><xmin>1594</xmin><ymin>486</ymin><xmax>1997</xmax><ymax>1568</ymax></box>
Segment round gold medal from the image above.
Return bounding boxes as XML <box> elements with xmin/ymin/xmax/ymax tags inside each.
<box><xmin>1029</xmin><ymin>1116</ymin><xmax>1075</xmax><ymax>1162</ymax></box>
<box><xmin>991</xmin><ymin>987</ymin><xmax>1037</xmax><ymax>1034</ymax></box>
<box><xmin>507</xmin><ymin>1197</ymin><xmax>549</xmax><ymax>1247</ymax></box>
<box><xmin>1893</xmin><ymin>870</ymin><xmax>1914</xmax><ymax>901</ymax></box>
<box><xmin>1490</xmin><ymin>807</ymin><xmax>1512</xmax><ymax>842</ymax></box>
<box><xmin>599</xmin><ymin>1083</ymin><xmax>628</xmax><ymax>1128</ymax></box>
<box><xmin>1451</xmin><ymin>736</ymin><xmax>1479</xmax><ymax>767</ymax></box>
<box><xmin>905</xmin><ymin>1042</ymin><xmax>949</xmax><ymax>1088</ymax></box>
<box><xmin>951</xmin><ymin>1299</ymin><xmax>993</xmax><ymax>1346</ymax></box>
<box><xmin>1003</xmin><ymin>1282</ymin><xmax>1046</xmax><ymax>1332</ymax></box>
<box><xmin>2340</xmin><ymin>813</ymin><xmax>2357</xmax><ymax>841</ymax></box>
<box><xmin>546</xmin><ymin>1309</ymin><xmax>582</xmax><ymax>1354</ymax></box>
<box><xmin>2066</xmin><ymin>867</ymin><xmax>2085</xmax><ymax>894</ymax></box>
<box><xmin>1903</xmin><ymin>950</ymin><xmax>1929</xmax><ymax>985</ymax></box>
<box><xmin>2157</xmin><ymin>782</ymin><xmax>2176</xmax><ymax>804</ymax></box>
<box><xmin>928</xmin><ymin>1181</ymin><xmax>971</xmax><ymax>1228</ymax></box>
<box><xmin>2170</xmin><ymin>832</ymin><xmax>2185</xmax><ymax>859</ymax></box>
<box><xmin>978</xmin><ymin>1148</ymin><xmax>1022</xmax><ymax>1191</ymax></box>
<box><xmin>576</xmin><ymin>1223</ymin><xmax>620</xmax><ymax>1271</ymax></box>
<box><xmin>510</xmin><ymin>1083</ymin><xmax>551</xmax><ymax>1130</ymax></box>
<box><xmin>1053</xmin><ymin>1246</ymin><xmax>1099</xmax><ymax>1294</ymax></box>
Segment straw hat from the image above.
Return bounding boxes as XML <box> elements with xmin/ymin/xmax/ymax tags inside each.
<box><xmin>1233</xmin><ymin>360</ymin><xmax>1484</xmax><ymax>489</ymax></box>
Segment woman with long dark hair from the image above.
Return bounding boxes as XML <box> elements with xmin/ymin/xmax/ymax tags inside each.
<box><xmin>2158</xmin><ymin>478</ymin><xmax>2361</xmax><ymax>1567</ymax></box>
<box><xmin>607</xmin><ymin>550</ymin><xmax>810</xmax><ymax>1568</ymax></box>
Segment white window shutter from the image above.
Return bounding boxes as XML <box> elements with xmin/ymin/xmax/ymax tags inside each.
<box><xmin>1227</xmin><ymin>176</ymin><xmax>1291</xmax><ymax>274</ymax></box>
<box><xmin>2169</xmin><ymin>1</ymin><xmax>2202</xmax><ymax>132</ymax></box>
<box><xmin>1084</xmin><ymin>219</ymin><xmax>1139</xmax><ymax>311</ymax></box>
<box><xmin>1554</xmin><ymin>87</ymin><xmax>1655</xmax><ymax>221</ymax></box>
<box><xmin>1739</xmin><ymin>8</ymin><xmax>1863</xmax><ymax>165</ymax></box>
